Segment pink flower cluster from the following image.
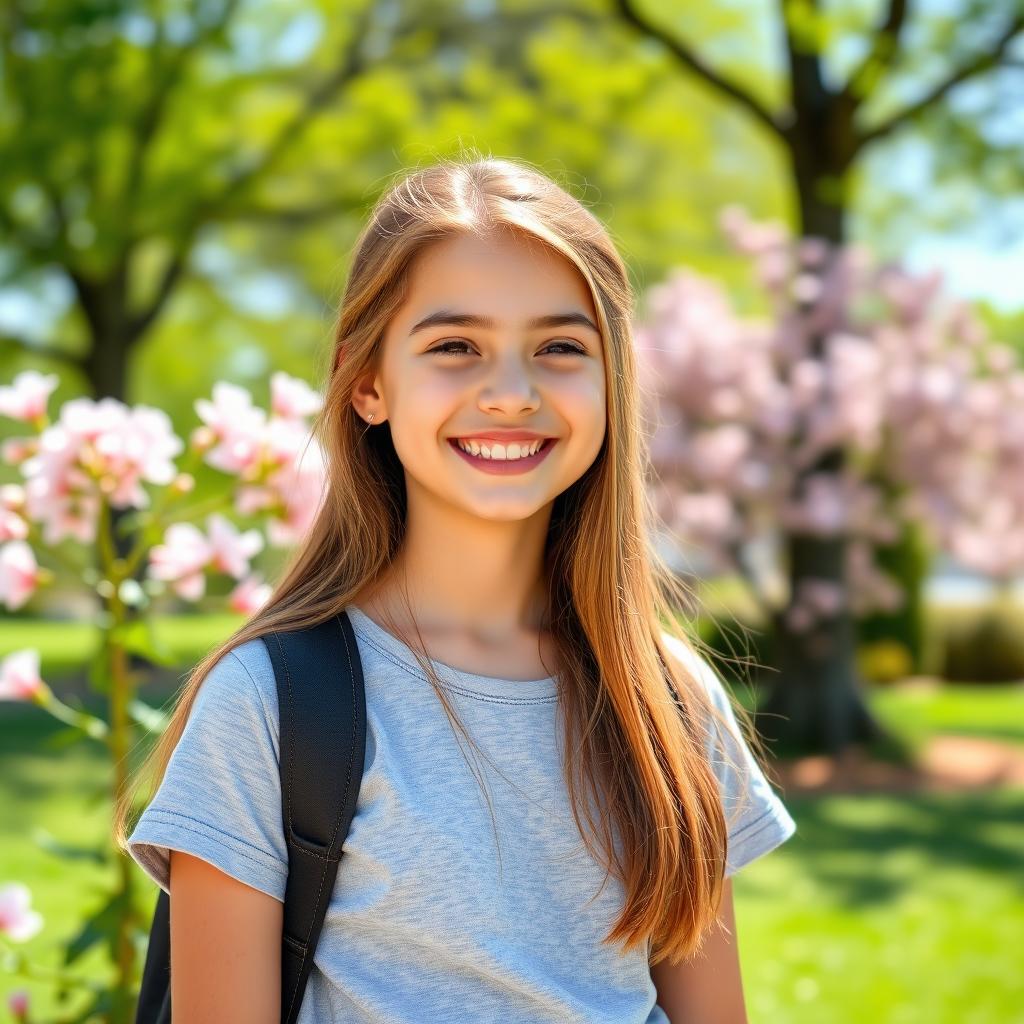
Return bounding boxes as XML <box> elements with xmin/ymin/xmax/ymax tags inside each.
<box><xmin>0</xmin><ymin>649</ymin><xmax>45</xmax><ymax>701</ymax></box>
<box><xmin>148</xmin><ymin>512</ymin><xmax>267</xmax><ymax>606</ymax></box>
<box><xmin>7</xmin><ymin>989</ymin><xmax>29</xmax><ymax>1023</ymax></box>
<box><xmin>0</xmin><ymin>881</ymin><xmax>43</xmax><ymax>942</ymax></box>
<box><xmin>637</xmin><ymin>207</ymin><xmax>1024</xmax><ymax>630</ymax></box>
<box><xmin>192</xmin><ymin>373</ymin><xmax>326</xmax><ymax>547</ymax></box>
<box><xmin>2</xmin><ymin>377</ymin><xmax>184</xmax><ymax>545</ymax></box>
<box><xmin>0</xmin><ymin>369</ymin><xmax>328</xmax><ymax>616</ymax></box>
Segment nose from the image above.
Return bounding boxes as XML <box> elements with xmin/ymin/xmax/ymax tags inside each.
<box><xmin>478</xmin><ymin>355</ymin><xmax>541</xmax><ymax>416</ymax></box>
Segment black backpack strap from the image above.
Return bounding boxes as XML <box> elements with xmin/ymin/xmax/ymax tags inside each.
<box><xmin>134</xmin><ymin>611</ymin><xmax>365</xmax><ymax>1024</ymax></box>
<box><xmin>262</xmin><ymin>611</ymin><xmax>366</xmax><ymax>1024</ymax></box>
<box><xmin>135</xmin><ymin>888</ymin><xmax>172</xmax><ymax>1023</ymax></box>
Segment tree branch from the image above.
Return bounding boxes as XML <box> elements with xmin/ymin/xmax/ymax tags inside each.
<box><xmin>127</xmin><ymin>253</ymin><xmax>188</xmax><ymax>341</ymax></box>
<box><xmin>856</xmin><ymin>13</ymin><xmax>1024</xmax><ymax>150</ymax></box>
<box><xmin>123</xmin><ymin>0</ymin><xmax>244</xmax><ymax>218</ymax></box>
<box><xmin>610</xmin><ymin>0</ymin><xmax>789</xmax><ymax>141</ymax></box>
<box><xmin>195</xmin><ymin>3</ymin><xmax>375</xmax><ymax>217</ymax></box>
<box><xmin>1</xmin><ymin>331</ymin><xmax>86</xmax><ymax>370</ymax></box>
<box><xmin>845</xmin><ymin>0</ymin><xmax>910</xmax><ymax>106</ymax></box>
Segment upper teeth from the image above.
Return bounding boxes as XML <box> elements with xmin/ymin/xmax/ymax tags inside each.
<box><xmin>456</xmin><ymin>438</ymin><xmax>545</xmax><ymax>460</ymax></box>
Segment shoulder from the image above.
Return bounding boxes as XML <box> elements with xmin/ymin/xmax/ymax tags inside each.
<box><xmin>658</xmin><ymin>628</ymin><xmax>730</xmax><ymax>713</ymax></box>
<box><xmin>192</xmin><ymin>637</ymin><xmax>280</xmax><ymax>735</ymax></box>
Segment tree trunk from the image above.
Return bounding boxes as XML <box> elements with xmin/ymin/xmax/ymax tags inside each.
<box><xmin>756</xmin><ymin>138</ymin><xmax>894</xmax><ymax>755</ymax></box>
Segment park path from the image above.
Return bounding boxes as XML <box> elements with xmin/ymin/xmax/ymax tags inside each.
<box><xmin>773</xmin><ymin>734</ymin><xmax>1024</xmax><ymax>795</ymax></box>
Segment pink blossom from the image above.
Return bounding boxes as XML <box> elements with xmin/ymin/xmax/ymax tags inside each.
<box><xmin>718</xmin><ymin>206</ymin><xmax>788</xmax><ymax>256</ymax></box>
<box><xmin>0</xmin><ymin>370</ymin><xmax>59</xmax><ymax>423</ymax></box>
<box><xmin>263</xmin><ymin>415</ymin><xmax>314</xmax><ymax>474</ymax></box>
<box><xmin>0</xmin><ymin>485</ymin><xmax>28</xmax><ymax>542</ymax></box>
<box><xmin>206</xmin><ymin>513</ymin><xmax>263</xmax><ymax>578</ymax></box>
<box><xmin>264</xmin><ymin>439</ymin><xmax>327</xmax><ymax>547</ymax></box>
<box><xmin>781</xmin><ymin>474</ymin><xmax>850</xmax><ymax>537</ymax></box>
<box><xmin>234</xmin><ymin>483</ymin><xmax>278</xmax><ymax>517</ymax></box>
<box><xmin>271</xmin><ymin>371</ymin><xmax>323</xmax><ymax>421</ymax></box>
<box><xmin>227</xmin><ymin>416</ymin><xmax>326</xmax><ymax>542</ymax></box>
<box><xmin>0</xmin><ymin>649</ymin><xmax>45</xmax><ymax>701</ymax></box>
<box><xmin>148</xmin><ymin>514</ymin><xmax>266</xmax><ymax>600</ymax></box>
<box><xmin>14</xmin><ymin>395</ymin><xmax>183</xmax><ymax>544</ymax></box>
<box><xmin>7</xmin><ymin>989</ymin><xmax>29</xmax><ymax>1021</ymax></box>
<box><xmin>799</xmin><ymin>579</ymin><xmax>845</xmax><ymax>617</ymax></box>
<box><xmin>194</xmin><ymin>382</ymin><xmax>267</xmax><ymax>476</ymax></box>
<box><xmin>147</xmin><ymin>522</ymin><xmax>212</xmax><ymax>601</ymax></box>
<box><xmin>689</xmin><ymin>425</ymin><xmax>750</xmax><ymax>486</ymax></box>
<box><xmin>638</xmin><ymin>206</ymin><xmax>1024</xmax><ymax>616</ymax></box>
<box><xmin>0</xmin><ymin>882</ymin><xmax>43</xmax><ymax>942</ymax></box>
<box><xmin>0</xmin><ymin>541</ymin><xmax>41</xmax><ymax>610</ymax></box>
<box><xmin>674</xmin><ymin>492</ymin><xmax>737</xmax><ymax>542</ymax></box>
<box><xmin>229</xmin><ymin>573</ymin><xmax>273</xmax><ymax>614</ymax></box>
<box><xmin>1</xmin><ymin>436</ymin><xmax>37</xmax><ymax>465</ymax></box>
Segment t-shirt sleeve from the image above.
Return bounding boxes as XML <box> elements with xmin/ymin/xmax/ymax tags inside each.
<box><xmin>662</xmin><ymin>632</ymin><xmax>797</xmax><ymax>877</ymax></box>
<box><xmin>127</xmin><ymin>637</ymin><xmax>288</xmax><ymax>902</ymax></box>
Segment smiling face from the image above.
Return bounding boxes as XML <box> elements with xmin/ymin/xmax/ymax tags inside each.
<box><xmin>352</xmin><ymin>229</ymin><xmax>607</xmax><ymax>523</ymax></box>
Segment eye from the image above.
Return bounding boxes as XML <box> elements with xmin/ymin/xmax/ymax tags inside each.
<box><xmin>542</xmin><ymin>340</ymin><xmax>588</xmax><ymax>356</ymax></box>
<box><xmin>427</xmin><ymin>339</ymin><xmax>587</xmax><ymax>357</ymax></box>
<box><xmin>428</xmin><ymin>339</ymin><xmax>475</xmax><ymax>357</ymax></box>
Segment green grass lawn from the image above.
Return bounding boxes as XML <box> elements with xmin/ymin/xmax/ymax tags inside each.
<box><xmin>871</xmin><ymin>683</ymin><xmax>1024</xmax><ymax>749</ymax></box>
<box><xmin>0</xmin><ymin>612</ymin><xmax>248</xmax><ymax>680</ymax></box>
<box><xmin>1</xmin><ymin>618</ymin><xmax>1022</xmax><ymax>1022</ymax></box>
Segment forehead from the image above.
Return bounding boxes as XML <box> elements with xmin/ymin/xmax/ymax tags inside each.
<box><xmin>397</xmin><ymin>231</ymin><xmax>598</xmax><ymax>327</ymax></box>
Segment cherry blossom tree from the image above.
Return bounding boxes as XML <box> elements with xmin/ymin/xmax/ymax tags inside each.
<box><xmin>0</xmin><ymin>369</ymin><xmax>325</xmax><ymax>1022</ymax></box>
<box><xmin>637</xmin><ymin>207</ymin><xmax>1024</xmax><ymax>752</ymax></box>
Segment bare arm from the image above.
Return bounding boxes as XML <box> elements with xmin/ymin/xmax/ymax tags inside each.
<box><xmin>650</xmin><ymin>877</ymin><xmax>748</xmax><ymax>1024</ymax></box>
<box><xmin>169</xmin><ymin>850</ymin><xmax>283</xmax><ymax>1024</ymax></box>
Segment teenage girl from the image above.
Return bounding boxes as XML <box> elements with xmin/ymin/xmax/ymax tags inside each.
<box><xmin>116</xmin><ymin>156</ymin><xmax>797</xmax><ymax>1023</ymax></box>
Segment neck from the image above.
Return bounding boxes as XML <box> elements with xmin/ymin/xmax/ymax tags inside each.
<box><xmin>357</xmin><ymin>484</ymin><xmax>554</xmax><ymax>640</ymax></box>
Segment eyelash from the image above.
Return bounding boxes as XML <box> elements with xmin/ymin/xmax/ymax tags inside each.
<box><xmin>429</xmin><ymin>339</ymin><xmax>587</xmax><ymax>357</ymax></box>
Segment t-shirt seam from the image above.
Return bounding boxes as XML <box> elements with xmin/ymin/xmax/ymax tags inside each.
<box><xmin>351</xmin><ymin>626</ymin><xmax>559</xmax><ymax>705</ymax></box>
<box><xmin>140</xmin><ymin>808</ymin><xmax>287</xmax><ymax>872</ymax></box>
<box><xmin>729</xmin><ymin>803</ymin><xmax>791</xmax><ymax>844</ymax></box>
<box><xmin>227</xmin><ymin>646</ymin><xmax>277</xmax><ymax>730</ymax></box>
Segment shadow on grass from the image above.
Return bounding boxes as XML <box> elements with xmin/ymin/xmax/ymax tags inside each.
<box><xmin>773</xmin><ymin>790</ymin><xmax>1024</xmax><ymax>908</ymax></box>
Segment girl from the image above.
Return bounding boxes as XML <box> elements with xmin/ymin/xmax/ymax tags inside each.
<box><xmin>116</xmin><ymin>156</ymin><xmax>797</xmax><ymax>1023</ymax></box>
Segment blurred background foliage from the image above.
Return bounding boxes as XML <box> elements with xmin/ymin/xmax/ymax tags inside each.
<box><xmin>3</xmin><ymin>0</ymin><xmax>1021</xmax><ymax>416</ymax></box>
<box><xmin>2</xmin><ymin>1</ymin><xmax>1023</xmax><ymax>1019</ymax></box>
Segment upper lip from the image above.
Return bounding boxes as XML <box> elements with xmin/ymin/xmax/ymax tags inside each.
<box><xmin>449</xmin><ymin>431</ymin><xmax>554</xmax><ymax>441</ymax></box>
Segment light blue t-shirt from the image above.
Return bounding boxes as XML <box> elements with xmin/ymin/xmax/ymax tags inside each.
<box><xmin>128</xmin><ymin>605</ymin><xmax>796</xmax><ymax>1023</ymax></box>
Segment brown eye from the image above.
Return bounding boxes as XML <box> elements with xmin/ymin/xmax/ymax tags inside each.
<box><xmin>543</xmin><ymin>341</ymin><xmax>587</xmax><ymax>356</ymax></box>
<box><xmin>429</xmin><ymin>339</ymin><xmax>474</xmax><ymax>356</ymax></box>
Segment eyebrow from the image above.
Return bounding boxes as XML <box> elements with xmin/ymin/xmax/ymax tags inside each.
<box><xmin>409</xmin><ymin>309</ymin><xmax>600</xmax><ymax>337</ymax></box>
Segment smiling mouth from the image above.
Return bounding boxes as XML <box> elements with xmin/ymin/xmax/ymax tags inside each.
<box><xmin>447</xmin><ymin>437</ymin><xmax>556</xmax><ymax>464</ymax></box>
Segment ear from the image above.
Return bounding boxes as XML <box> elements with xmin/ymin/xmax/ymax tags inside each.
<box><xmin>349</xmin><ymin>367</ymin><xmax>386</xmax><ymax>424</ymax></box>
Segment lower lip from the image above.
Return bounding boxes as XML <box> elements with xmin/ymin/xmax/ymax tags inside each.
<box><xmin>448</xmin><ymin>438</ymin><xmax>557</xmax><ymax>475</ymax></box>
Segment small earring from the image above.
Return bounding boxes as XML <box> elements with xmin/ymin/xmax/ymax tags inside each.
<box><xmin>367</xmin><ymin>413</ymin><xmax>375</xmax><ymax>423</ymax></box>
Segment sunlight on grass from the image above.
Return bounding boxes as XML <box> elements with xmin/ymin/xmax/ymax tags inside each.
<box><xmin>2</xmin><ymin>612</ymin><xmax>1022</xmax><ymax>1021</ymax></box>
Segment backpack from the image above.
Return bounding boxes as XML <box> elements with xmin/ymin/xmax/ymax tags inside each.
<box><xmin>134</xmin><ymin>611</ymin><xmax>367</xmax><ymax>1024</ymax></box>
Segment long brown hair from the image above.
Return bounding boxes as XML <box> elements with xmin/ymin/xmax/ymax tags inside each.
<box><xmin>114</xmin><ymin>153</ymin><xmax>776</xmax><ymax>965</ymax></box>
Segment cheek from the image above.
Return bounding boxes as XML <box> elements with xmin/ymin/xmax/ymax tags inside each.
<box><xmin>555</xmin><ymin>373</ymin><xmax>606</xmax><ymax>435</ymax></box>
<box><xmin>392</xmin><ymin>370</ymin><xmax>464</xmax><ymax>426</ymax></box>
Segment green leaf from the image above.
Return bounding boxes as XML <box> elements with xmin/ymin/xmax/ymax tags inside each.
<box><xmin>62</xmin><ymin>889</ymin><xmax>127</xmax><ymax>967</ymax></box>
<box><xmin>61</xmin><ymin>984</ymin><xmax>115</xmax><ymax>1024</ymax></box>
<box><xmin>128</xmin><ymin>697</ymin><xmax>170</xmax><ymax>735</ymax></box>
<box><xmin>112</xmin><ymin>618</ymin><xmax>179</xmax><ymax>667</ymax></box>
<box><xmin>32</xmin><ymin>827</ymin><xmax>108</xmax><ymax>866</ymax></box>
<box><xmin>41</xmin><ymin>724</ymin><xmax>92</xmax><ymax>751</ymax></box>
